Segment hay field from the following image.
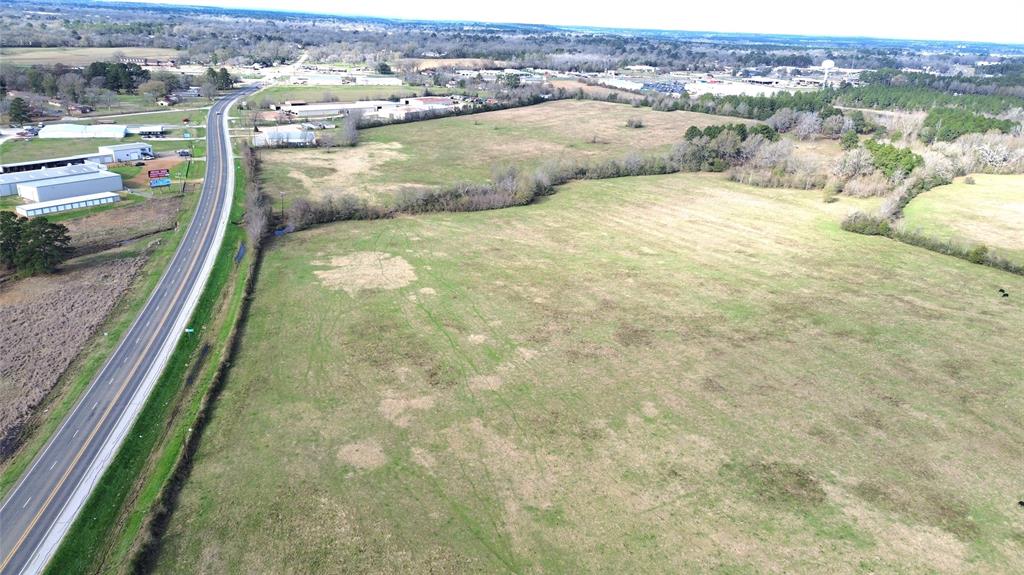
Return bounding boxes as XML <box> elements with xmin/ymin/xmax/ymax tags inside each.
<box><xmin>902</xmin><ymin>174</ymin><xmax>1024</xmax><ymax>265</ymax></box>
<box><xmin>0</xmin><ymin>47</ymin><xmax>181</xmax><ymax>66</ymax></box>
<box><xmin>154</xmin><ymin>173</ymin><xmax>1024</xmax><ymax>574</ymax></box>
<box><xmin>260</xmin><ymin>99</ymin><xmax>757</xmax><ymax>205</ymax></box>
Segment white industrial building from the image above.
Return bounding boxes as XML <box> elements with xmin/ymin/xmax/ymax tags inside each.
<box><xmin>125</xmin><ymin>125</ymin><xmax>165</xmax><ymax>136</ymax></box>
<box><xmin>38</xmin><ymin>124</ymin><xmax>128</xmax><ymax>139</ymax></box>
<box><xmin>253</xmin><ymin>125</ymin><xmax>316</xmax><ymax>147</ymax></box>
<box><xmin>17</xmin><ymin>170</ymin><xmax>123</xmax><ymax>202</ymax></box>
<box><xmin>282</xmin><ymin>100</ymin><xmax>399</xmax><ymax>118</ymax></box>
<box><xmin>16</xmin><ymin>192</ymin><xmax>121</xmax><ymax>217</ymax></box>
<box><xmin>98</xmin><ymin>143</ymin><xmax>154</xmax><ymax>162</ymax></box>
<box><xmin>0</xmin><ymin>162</ymin><xmax>108</xmax><ymax>197</ymax></box>
<box><xmin>353</xmin><ymin>75</ymin><xmax>403</xmax><ymax>86</ymax></box>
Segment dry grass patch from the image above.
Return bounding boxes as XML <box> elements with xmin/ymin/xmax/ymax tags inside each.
<box><xmin>263</xmin><ymin>99</ymin><xmax>758</xmax><ymax>204</ymax></box>
<box><xmin>337</xmin><ymin>440</ymin><xmax>387</xmax><ymax>470</ymax></box>
<box><xmin>902</xmin><ymin>173</ymin><xmax>1024</xmax><ymax>264</ymax></box>
<box><xmin>312</xmin><ymin>251</ymin><xmax>416</xmax><ymax>295</ymax></box>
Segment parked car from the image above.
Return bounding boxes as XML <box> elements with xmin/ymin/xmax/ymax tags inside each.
<box><xmin>134</xmin><ymin>161</ymin><xmax>146</xmax><ymax>167</ymax></box>
<box><xmin>176</xmin><ymin>149</ymin><xmax>192</xmax><ymax>157</ymax></box>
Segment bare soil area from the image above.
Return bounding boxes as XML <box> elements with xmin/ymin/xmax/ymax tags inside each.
<box><xmin>123</xmin><ymin>156</ymin><xmax>185</xmax><ymax>189</ymax></box>
<box><xmin>0</xmin><ymin>256</ymin><xmax>146</xmax><ymax>458</ymax></box>
<box><xmin>64</xmin><ymin>196</ymin><xmax>182</xmax><ymax>256</ymax></box>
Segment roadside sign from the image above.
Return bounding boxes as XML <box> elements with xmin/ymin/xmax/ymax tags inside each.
<box><xmin>183</xmin><ymin>131</ymin><xmax>191</xmax><ymax>139</ymax></box>
<box><xmin>148</xmin><ymin>168</ymin><xmax>170</xmax><ymax>178</ymax></box>
<box><xmin>150</xmin><ymin>177</ymin><xmax>172</xmax><ymax>188</ymax></box>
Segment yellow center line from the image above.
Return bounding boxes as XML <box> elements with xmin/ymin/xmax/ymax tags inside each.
<box><xmin>0</xmin><ymin>107</ymin><xmax>229</xmax><ymax>573</ymax></box>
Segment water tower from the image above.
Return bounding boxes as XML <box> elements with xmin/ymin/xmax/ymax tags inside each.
<box><xmin>821</xmin><ymin>59</ymin><xmax>836</xmax><ymax>86</ymax></box>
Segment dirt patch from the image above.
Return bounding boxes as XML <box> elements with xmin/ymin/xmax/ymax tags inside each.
<box><xmin>337</xmin><ymin>440</ymin><xmax>386</xmax><ymax>470</ymax></box>
<box><xmin>124</xmin><ymin>156</ymin><xmax>185</xmax><ymax>189</ymax></box>
<box><xmin>468</xmin><ymin>374</ymin><xmax>503</xmax><ymax>391</ymax></box>
<box><xmin>64</xmin><ymin>196</ymin><xmax>182</xmax><ymax>256</ymax></box>
<box><xmin>378</xmin><ymin>392</ymin><xmax>434</xmax><ymax>428</ymax></box>
<box><xmin>0</xmin><ymin>255</ymin><xmax>146</xmax><ymax>458</ymax></box>
<box><xmin>313</xmin><ymin>252</ymin><xmax>416</xmax><ymax>295</ymax></box>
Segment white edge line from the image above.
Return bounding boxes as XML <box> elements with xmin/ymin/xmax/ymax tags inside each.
<box><xmin>19</xmin><ymin>93</ymin><xmax>241</xmax><ymax>575</ymax></box>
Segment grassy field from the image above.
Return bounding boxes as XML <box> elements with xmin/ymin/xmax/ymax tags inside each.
<box><xmin>71</xmin><ymin>109</ymin><xmax>210</xmax><ymax>126</ymax></box>
<box><xmin>154</xmin><ymin>172</ymin><xmax>1024</xmax><ymax>574</ymax></box>
<box><xmin>0</xmin><ymin>136</ymin><xmax>185</xmax><ymax>164</ymax></box>
<box><xmin>260</xmin><ymin>99</ymin><xmax>757</xmax><ymax>205</ymax></box>
<box><xmin>253</xmin><ymin>84</ymin><xmax>454</xmax><ymax>106</ymax></box>
<box><xmin>0</xmin><ymin>138</ymin><xmax>120</xmax><ymax>164</ymax></box>
<box><xmin>0</xmin><ymin>47</ymin><xmax>181</xmax><ymax>66</ymax></box>
<box><xmin>902</xmin><ymin>174</ymin><xmax>1024</xmax><ymax>265</ymax></box>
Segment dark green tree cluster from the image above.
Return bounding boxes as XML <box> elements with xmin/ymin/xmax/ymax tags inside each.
<box><xmin>863</xmin><ymin>140</ymin><xmax>924</xmax><ymax>178</ymax></box>
<box><xmin>684</xmin><ymin>123</ymin><xmax>779</xmax><ymax>142</ymax></box>
<box><xmin>0</xmin><ymin>212</ymin><xmax>73</xmax><ymax>276</ymax></box>
<box><xmin>686</xmin><ymin>88</ymin><xmax>839</xmax><ymax>120</ymax></box>
<box><xmin>83</xmin><ymin>62</ymin><xmax>150</xmax><ymax>93</ymax></box>
<box><xmin>204</xmin><ymin>67</ymin><xmax>235</xmax><ymax>89</ymax></box>
<box><xmin>920</xmin><ymin>107</ymin><xmax>1017</xmax><ymax>142</ymax></box>
<box><xmin>860</xmin><ymin>67</ymin><xmax>1024</xmax><ymax>95</ymax></box>
<box><xmin>836</xmin><ymin>85</ymin><xmax>1023</xmax><ymax>115</ymax></box>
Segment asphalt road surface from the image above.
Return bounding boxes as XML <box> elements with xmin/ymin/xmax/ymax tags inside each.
<box><xmin>0</xmin><ymin>86</ymin><xmax>257</xmax><ymax>575</ymax></box>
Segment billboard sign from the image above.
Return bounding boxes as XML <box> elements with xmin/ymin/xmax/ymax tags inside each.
<box><xmin>150</xmin><ymin>177</ymin><xmax>172</xmax><ymax>188</ymax></box>
<box><xmin>148</xmin><ymin>168</ymin><xmax>170</xmax><ymax>178</ymax></box>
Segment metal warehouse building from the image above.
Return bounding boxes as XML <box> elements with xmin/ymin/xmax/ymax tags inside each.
<box><xmin>15</xmin><ymin>192</ymin><xmax>121</xmax><ymax>218</ymax></box>
<box><xmin>0</xmin><ymin>162</ymin><xmax>108</xmax><ymax>197</ymax></box>
<box><xmin>97</xmin><ymin>143</ymin><xmax>154</xmax><ymax>162</ymax></box>
<box><xmin>17</xmin><ymin>170</ymin><xmax>123</xmax><ymax>202</ymax></box>
<box><xmin>0</xmin><ymin>152</ymin><xmax>114</xmax><ymax>174</ymax></box>
<box><xmin>38</xmin><ymin>124</ymin><xmax>128</xmax><ymax>139</ymax></box>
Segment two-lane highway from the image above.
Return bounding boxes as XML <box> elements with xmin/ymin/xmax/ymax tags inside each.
<box><xmin>0</xmin><ymin>86</ymin><xmax>257</xmax><ymax>575</ymax></box>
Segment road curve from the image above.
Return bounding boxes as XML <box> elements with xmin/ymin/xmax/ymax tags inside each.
<box><xmin>0</xmin><ymin>86</ymin><xmax>257</xmax><ymax>575</ymax></box>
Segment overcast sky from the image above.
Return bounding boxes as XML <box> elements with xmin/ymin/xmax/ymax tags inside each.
<box><xmin>112</xmin><ymin>0</ymin><xmax>1023</xmax><ymax>45</ymax></box>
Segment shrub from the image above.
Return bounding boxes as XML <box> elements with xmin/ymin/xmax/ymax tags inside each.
<box><xmin>841</xmin><ymin>211</ymin><xmax>892</xmax><ymax>236</ymax></box>
<box><xmin>964</xmin><ymin>175</ymin><xmax>976</xmax><ymax>184</ymax></box>
<box><xmin>864</xmin><ymin>139</ymin><xmax>924</xmax><ymax>178</ymax></box>
<box><xmin>626</xmin><ymin>117</ymin><xmax>644</xmax><ymax>128</ymax></box>
<box><xmin>840</xmin><ymin>130</ymin><xmax>860</xmax><ymax>150</ymax></box>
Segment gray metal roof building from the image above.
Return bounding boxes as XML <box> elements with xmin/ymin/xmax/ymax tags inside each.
<box><xmin>0</xmin><ymin>152</ymin><xmax>114</xmax><ymax>174</ymax></box>
<box><xmin>17</xmin><ymin>170</ymin><xmax>123</xmax><ymax>203</ymax></box>
<box><xmin>0</xmin><ymin>162</ymin><xmax>107</xmax><ymax>197</ymax></box>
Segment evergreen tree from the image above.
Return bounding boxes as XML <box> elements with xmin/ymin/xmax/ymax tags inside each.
<box><xmin>216</xmin><ymin>67</ymin><xmax>233</xmax><ymax>89</ymax></box>
<box><xmin>13</xmin><ymin>217</ymin><xmax>72</xmax><ymax>275</ymax></box>
<box><xmin>8</xmin><ymin>97</ymin><xmax>30</xmax><ymax>124</ymax></box>
<box><xmin>0</xmin><ymin>211</ymin><xmax>24</xmax><ymax>269</ymax></box>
